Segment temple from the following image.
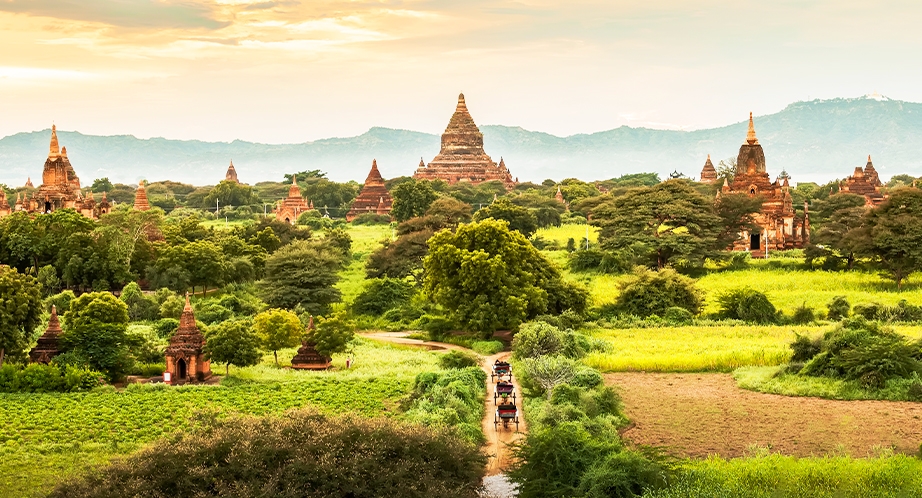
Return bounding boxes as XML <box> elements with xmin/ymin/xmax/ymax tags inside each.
<box><xmin>164</xmin><ymin>294</ymin><xmax>211</xmax><ymax>383</ymax></box>
<box><xmin>0</xmin><ymin>126</ymin><xmax>111</xmax><ymax>220</ymax></box>
<box><xmin>134</xmin><ymin>181</ymin><xmax>151</xmax><ymax>211</ymax></box>
<box><xmin>721</xmin><ymin>113</ymin><xmax>808</xmax><ymax>254</ymax></box>
<box><xmin>346</xmin><ymin>160</ymin><xmax>393</xmax><ymax>221</ymax></box>
<box><xmin>29</xmin><ymin>305</ymin><xmax>63</xmax><ymax>364</ymax></box>
<box><xmin>274</xmin><ymin>175</ymin><xmax>313</xmax><ymax>224</ymax></box>
<box><xmin>291</xmin><ymin>317</ymin><xmax>331</xmax><ymax>370</ymax></box>
<box><xmin>699</xmin><ymin>155</ymin><xmax>718</xmax><ymax>184</ymax></box>
<box><xmin>225</xmin><ymin>160</ymin><xmax>239</xmax><ymax>183</ymax></box>
<box><xmin>840</xmin><ymin>155</ymin><xmax>886</xmax><ymax>206</ymax></box>
<box><xmin>414</xmin><ymin>94</ymin><xmax>516</xmax><ymax>188</ymax></box>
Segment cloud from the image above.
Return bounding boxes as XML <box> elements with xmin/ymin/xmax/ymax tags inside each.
<box><xmin>0</xmin><ymin>0</ymin><xmax>227</xmax><ymax>29</ymax></box>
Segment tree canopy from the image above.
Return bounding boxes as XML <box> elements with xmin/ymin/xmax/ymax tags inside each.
<box><xmin>258</xmin><ymin>240</ymin><xmax>343</xmax><ymax>313</ymax></box>
<box><xmin>60</xmin><ymin>292</ymin><xmax>131</xmax><ymax>381</ymax></box>
<box><xmin>391</xmin><ymin>180</ymin><xmax>438</xmax><ymax>222</ymax></box>
<box><xmin>0</xmin><ymin>266</ymin><xmax>43</xmax><ymax>366</ymax></box>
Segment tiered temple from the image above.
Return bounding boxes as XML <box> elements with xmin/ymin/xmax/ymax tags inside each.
<box><xmin>414</xmin><ymin>94</ymin><xmax>516</xmax><ymax>188</ymax></box>
<box><xmin>29</xmin><ymin>305</ymin><xmax>63</xmax><ymax>364</ymax></box>
<box><xmin>225</xmin><ymin>160</ymin><xmax>239</xmax><ymax>183</ymax></box>
<box><xmin>699</xmin><ymin>155</ymin><xmax>718</xmax><ymax>184</ymax></box>
<box><xmin>164</xmin><ymin>294</ymin><xmax>211</xmax><ymax>383</ymax></box>
<box><xmin>291</xmin><ymin>317</ymin><xmax>331</xmax><ymax>370</ymax></box>
<box><xmin>840</xmin><ymin>155</ymin><xmax>886</xmax><ymax>206</ymax></box>
<box><xmin>721</xmin><ymin>113</ymin><xmax>808</xmax><ymax>254</ymax></box>
<box><xmin>346</xmin><ymin>160</ymin><xmax>393</xmax><ymax>221</ymax></box>
<box><xmin>274</xmin><ymin>176</ymin><xmax>313</xmax><ymax>224</ymax></box>
<box><xmin>133</xmin><ymin>181</ymin><xmax>151</xmax><ymax>211</ymax></box>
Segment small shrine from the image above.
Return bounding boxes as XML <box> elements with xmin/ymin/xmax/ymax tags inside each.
<box><xmin>291</xmin><ymin>317</ymin><xmax>331</xmax><ymax>370</ymax></box>
<box><xmin>840</xmin><ymin>155</ymin><xmax>886</xmax><ymax>206</ymax></box>
<box><xmin>133</xmin><ymin>181</ymin><xmax>151</xmax><ymax>211</ymax></box>
<box><xmin>274</xmin><ymin>175</ymin><xmax>312</xmax><ymax>224</ymax></box>
<box><xmin>225</xmin><ymin>160</ymin><xmax>239</xmax><ymax>183</ymax></box>
<box><xmin>346</xmin><ymin>159</ymin><xmax>393</xmax><ymax>221</ymax></box>
<box><xmin>699</xmin><ymin>155</ymin><xmax>718</xmax><ymax>184</ymax></box>
<box><xmin>164</xmin><ymin>294</ymin><xmax>211</xmax><ymax>383</ymax></box>
<box><xmin>29</xmin><ymin>305</ymin><xmax>63</xmax><ymax>364</ymax></box>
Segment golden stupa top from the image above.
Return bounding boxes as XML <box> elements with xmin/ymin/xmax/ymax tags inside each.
<box><xmin>746</xmin><ymin>112</ymin><xmax>759</xmax><ymax>145</ymax></box>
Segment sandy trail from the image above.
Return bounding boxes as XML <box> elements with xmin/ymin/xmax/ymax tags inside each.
<box><xmin>359</xmin><ymin>332</ymin><xmax>525</xmax><ymax>475</ymax></box>
<box><xmin>607</xmin><ymin>372</ymin><xmax>922</xmax><ymax>458</ymax></box>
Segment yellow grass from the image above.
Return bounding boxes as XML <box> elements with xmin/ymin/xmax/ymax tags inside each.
<box><xmin>536</xmin><ymin>224</ymin><xmax>598</xmax><ymax>246</ymax></box>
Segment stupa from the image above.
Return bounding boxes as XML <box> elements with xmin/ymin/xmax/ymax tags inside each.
<box><xmin>133</xmin><ymin>181</ymin><xmax>151</xmax><ymax>211</ymax></box>
<box><xmin>225</xmin><ymin>160</ymin><xmax>239</xmax><ymax>183</ymax></box>
<box><xmin>164</xmin><ymin>294</ymin><xmax>211</xmax><ymax>383</ymax></box>
<box><xmin>29</xmin><ymin>305</ymin><xmax>63</xmax><ymax>364</ymax></box>
<box><xmin>699</xmin><ymin>155</ymin><xmax>718</xmax><ymax>184</ymax></box>
<box><xmin>414</xmin><ymin>94</ymin><xmax>516</xmax><ymax>188</ymax></box>
<box><xmin>291</xmin><ymin>317</ymin><xmax>331</xmax><ymax>370</ymax></box>
<box><xmin>840</xmin><ymin>156</ymin><xmax>886</xmax><ymax>206</ymax></box>
<box><xmin>346</xmin><ymin>159</ymin><xmax>393</xmax><ymax>221</ymax></box>
<box><xmin>274</xmin><ymin>175</ymin><xmax>313</xmax><ymax>224</ymax></box>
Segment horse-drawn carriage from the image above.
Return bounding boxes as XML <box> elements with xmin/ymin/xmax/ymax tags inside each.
<box><xmin>495</xmin><ymin>403</ymin><xmax>520</xmax><ymax>431</ymax></box>
<box><xmin>491</xmin><ymin>360</ymin><xmax>512</xmax><ymax>383</ymax></box>
<box><xmin>494</xmin><ymin>381</ymin><xmax>516</xmax><ymax>404</ymax></box>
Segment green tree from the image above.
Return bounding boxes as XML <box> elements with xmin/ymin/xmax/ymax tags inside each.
<box><xmin>473</xmin><ymin>198</ymin><xmax>540</xmax><ymax>237</ymax></box>
<box><xmin>254</xmin><ymin>309</ymin><xmax>302</xmax><ymax>365</ymax></box>
<box><xmin>204</xmin><ymin>320</ymin><xmax>262</xmax><ymax>374</ymax></box>
<box><xmin>714</xmin><ymin>193</ymin><xmax>763</xmax><ymax>250</ymax></box>
<box><xmin>258</xmin><ymin>240</ymin><xmax>342</xmax><ymax>313</ymax></box>
<box><xmin>306</xmin><ymin>312</ymin><xmax>356</xmax><ymax>358</ymax></box>
<box><xmin>61</xmin><ymin>292</ymin><xmax>131</xmax><ymax>381</ymax></box>
<box><xmin>811</xmin><ymin>193</ymin><xmax>871</xmax><ymax>269</ymax></box>
<box><xmin>301</xmin><ymin>179</ymin><xmax>359</xmax><ymax>215</ymax></box>
<box><xmin>91</xmin><ymin>177</ymin><xmax>114</xmax><ymax>193</ymax></box>
<box><xmin>0</xmin><ymin>266</ymin><xmax>43</xmax><ymax>366</ymax></box>
<box><xmin>615</xmin><ymin>267</ymin><xmax>703</xmax><ymax>317</ymax></box>
<box><xmin>865</xmin><ymin>188</ymin><xmax>922</xmax><ymax>288</ymax></box>
<box><xmin>202</xmin><ymin>180</ymin><xmax>260</xmax><ymax>209</ymax></box>
<box><xmin>119</xmin><ymin>282</ymin><xmax>160</xmax><ymax>321</ymax></box>
<box><xmin>425</xmin><ymin>197</ymin><xmax>472</xmax><ymax>226</ymax></box>
<box><xmin>366</xmin><ymin>230</ymin><xmax>433</xmax><ymax>280</ymax></box>
<box><xmin>96</xmin><ymin>206</ymin><xmax>163</xmax><ymax>279</ymax></box>
<box><xmin>37</xmin><ymin>265</ymin><xmax>61</xmax><ymax>296</ymax></box>
<box><xmin>559</xmin><ymin>179</ymin><xmax>601</xmax><ymax>204</ymax></box>
<box><xmin>391</xmin><ymin>180</ymin><xmax>438</xmax><ymax>222</ymax></box>
<box><xmin>593</xmin><ymin>180</ymin><xmax>723</xmax><ymax>269</ymax></box>
<box><xmin>284</xmin><ymin>170</ymin><xmax>327</xmax><ymax>183</ymax></box>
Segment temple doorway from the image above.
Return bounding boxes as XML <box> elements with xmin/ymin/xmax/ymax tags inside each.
<box><xmin>44</xmin><ymin>201</ymin><xmax>52</xmax><ymax>213</ymax></box>
<box><xmin>177</xmin><ymin>359</ymin><xmax>187</xmax><ymax>379</ymax></box>
<box><xmin>750</xmin><ymin>233</ymin><xmax>761</xmax><ymax>250</ymax></box>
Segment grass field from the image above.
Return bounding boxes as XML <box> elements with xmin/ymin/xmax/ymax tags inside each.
<box><xmin>334</xmin><ymin>224</ymin><xmax>393</xmax><ymax>303</ymax></box>
<box><xmin>587</xmin><ymin>324</ymin><xmax>922</xmax><ymax>373</ymax></box>
<box><xmin>734</xmin><ymin>366</ymin><xmax>922</xmax><ymax>402</ymax></box>
<box><xmin>535</xmin><ymin>224</ymin><xmax>598</xmax><ymax>246</ymax></box>
<box><xmin>0</xmin><ymin>339</ymin><xmax>437</xmax><ymax>498</ymax></box>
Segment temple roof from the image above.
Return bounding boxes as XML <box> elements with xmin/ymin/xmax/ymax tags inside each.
<box><xmin>225</xmin><ymin>160</ymin><xmax>239</xmax><ymax>183</ymax></box>
<box><xmin>746</xmin><ymin>112</ymin><xmax>759</xmax><ymax>145</ymax></box>
<box><xmin>49</xmin><ymin>125</ymin><xmax>60</xmax><ymax>158</ymax></box>
<box><xmin>166</xmin><ymin>294</ymin><xmax>206</xmax><ymax>356</ymax></box>
<box><xmin>134</xmin><ymin>181</ymin><xmax>151</xmax><ymax>211</ymax></box>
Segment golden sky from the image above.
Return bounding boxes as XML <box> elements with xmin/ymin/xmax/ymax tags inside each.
<box><xmin>2</xmin><ymin>0</ymin><xmax>921</xmax><ymax>142</ymax></box>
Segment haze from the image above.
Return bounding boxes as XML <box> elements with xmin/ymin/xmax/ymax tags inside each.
<box><xmin>2</xmin><ymin>0</ymin><xmax>921</xmax><ymax>143</ymax></box>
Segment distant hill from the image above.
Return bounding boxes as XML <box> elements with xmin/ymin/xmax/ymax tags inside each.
<box><xmin>2</xmin><ymin>95</ymin><xmax>921</xmax><ymax>187</ymax></box>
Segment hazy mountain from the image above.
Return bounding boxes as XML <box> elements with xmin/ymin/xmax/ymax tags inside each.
<box><xmin>2</xmin><ymin>95</ymin><xmax>920</xmax><ymax>187</ymax></box>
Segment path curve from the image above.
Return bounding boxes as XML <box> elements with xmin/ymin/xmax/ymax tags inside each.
<box><xmin>359</xmin><ymin>332</ymin><xmax>526</xmax><ymax>475</ymax></box>
<box><xmin>607</xmin><ymin>372</ymin><xmax>922</xmax><ymax>458</ymax></box>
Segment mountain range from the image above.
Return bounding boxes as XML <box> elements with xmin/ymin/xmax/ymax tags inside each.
<box><xmin>2</xmin><ymin>94</ymin><xmax>921</xmax><ymax>187</ymax></box>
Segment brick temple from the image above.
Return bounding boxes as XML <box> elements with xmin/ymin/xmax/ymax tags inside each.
<box><xmin>699</xmin><ymin>155</ymin><xmax>718</xmax><ymax>184</ymax></box>
<box><xmin>29</xmin><ymin>305</ymin><xmax>63</xmax><ymax>364</ymax></box>
<box><xmin>133</xmin><ymin>181</ymin><xmax>151</xmax><ymax>211</ymax></box>
<box><xmin>720</xmin><ymin>113</ymin><xmax>808</xmax><ymax>254</ymax></box>
<box><xmin>346</xmin><ymin>159</ymin><xmax>392</xmax><ymax>221</ymax></box>
<box><xmin>225</xmin><ymin>160</ymin><xmax>239</xmax><ymax>183</ymax></box>
<box><xmin>414</xmin><ymin>94</ymin><xmax>516</xmax><ymax>188</ymax></box>
<box><xmin>274</xmin><ymin>175</ymin><xmax>313</xmax><ymax>224</ymax></box>
<box><xmin>840</xmin><ymin>155</ymin><xmax>886</xmax><ymax>206</ymax></box>
<box><xmin>164</xmin><ymin>294</ymin><xmax>211</xmax><ymax>383</ymax></box>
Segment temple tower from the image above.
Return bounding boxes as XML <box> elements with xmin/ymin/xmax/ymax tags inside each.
<box><xmin>700</xmin><ymin>155</ymin><xmax>717</xmax><ymax>184</ymax></box>
<box><xmin>133</xmin><ymin>181</ymin><xmax>151</xmax><ymax>211</ymax></box>
<box><xmin>346</xmin><ymin>159</ymin><xmax>393</xmax><ymax>221</ymax></box>
<box><xmin>29</xmin><ymin>305</ymin><xmax>63</xmax><ymax>364</ymax></box>
<box><xmin>274</xmin><ymin>175</ymin><xmax>311</xmax><ymax>224</ymax></box>
<box><xmin>164</xmin><ymin>294</ymin><xmax>211</xmax><ymax>383</ymax></box>
<box><xmin>225</xmin><ymin>160</ymin><xmax>239</xmax><ymax>183</ymax></box>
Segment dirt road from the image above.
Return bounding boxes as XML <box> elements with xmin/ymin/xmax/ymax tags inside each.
<box><xmin>607</xmin><ymin>372</ymin><xmax>922</xmax><ymax>457</ymax></box>
<box><xmin>359</xmin><ymin>333</ymin><xmax>525</xmax><ymax>475</ymax></box>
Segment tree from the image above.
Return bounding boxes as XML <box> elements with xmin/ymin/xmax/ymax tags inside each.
<box><xmin>810</xmin><ymin>193</ymin><xmax>871</xmax><ymax>269</ymax></box>
<box><xmin>96</xmin><ymin>206</ymin><xmax>163</xmax><ymax>278</ymax></box>
<box><xmin>391</xmin><ymin>180</ymin><xmax>438</xmax><ymax>222</ymax></box>
<box><xmin>366</xmin><ymin>230</ymin><xmax>433</xmax><ymax>280</ymax></box>
<box><xmin>865</xmin><ymin>188</ymin><xmax>922</xmax><ymax>288</ymax></box>
<box><xmin>713</xmin><ymin>193</ymin><xmax>763</xmax><ymax>250</ymax></box>
<box><xmin>559</xmin><ymin>179</ymin><xmax>601</xmax><ymax>205</ymax></box>
<box><xmin>423</xmin><ymin>218</ymin><xmax>581</xmax><ymax>334</ymax></box>
<box><xmin>204</xmin><ymin>320</ymin><xmax>262</xmax><ymax>374</ymax></box>
<box><xmin>91</xmin><ymin>178</ymin><xmax>114</xmax><ymax>193</ymax></box>
<box><xmin>615</xmin><ymin>267</ymin><xmax>703</xmax><ymax>317</ymax></box>
<box><xmin>0</xmin><ymin>266</ymin><xmax>43</xmax><ymax>366</ymax></box>
<box><xmin>258</xmin><ymin>240</ymin><xmax>342</xmax><ymax>313</ymax></box>
<box><xmin>592</xmin><ymin>180</ymin><xmax>723</xmax><ymax>269</ymax></box>
<box><xmin>306</xmin><ymin>312</ymin><xmax>356</xmax><ymax>358</ymax></box>
<box><xmin>301</xmin><ymin>179</ymin><xmax>359</xmax><ymax>215</ymax></box>
<box><xmin>202</xmin><ymin>180</ymin><xmax>260</xmax><ymax>209</ymax></box>
<box><xmin>518</xmin><ymin>355</ymin><xmax>579</xmax><ymax>399</ymax></box>
<box><xmin>425</xmin><ymin>197</ymin><xmax>472</xmax><ymax>226</ymax></box>
<box><xmin>716</xmin><ymin>158</ymin><xmax>736</xmax><ymax>185</ymax></box>
<box><xmin>60</xmin><ymin>292</ymin><xmax>131</xmax><ymax>381</ymax></box>
<box><xmin>254</xmin><ymin>309</ymin><xmax>302</xmax><ymax>365</ymax></box>
<box><xmin>119</xmin><ymin>282</ymin><xmax>160</xmax><ymax>321</ymax></box>
<box><xmin>473</xmin><ymin>198</ymin><xmax>539</xmax><ymax>238</ymax></box>
<box><xmin>284</xmin><ymin>170</ymin><xmax>327</xmax><ymax>183</ymax></box>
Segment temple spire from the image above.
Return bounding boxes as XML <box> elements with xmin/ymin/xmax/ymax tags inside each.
<box><xmin>48</xmin><ymin>124</ymin><xmax>61</xmax><ymax>158</ymax></box>
<box><xmin>457</xmin><ymin>92</ymin><xmax>467</xmax><ymax>111</ymax></box>
<box><xmin>746</xmin><ymin>112</ymin><xmax>759</xmax><ymax>145</ymax></box>
<box><xmin>184</xmin><ymin>292</ymin><xmax>192</xmax><ymax>312</ymax></box>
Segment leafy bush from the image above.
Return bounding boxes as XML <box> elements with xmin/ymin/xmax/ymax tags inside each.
<box><xmin>353</xmin><ymin>278</ymin><xmax>414</xmax><ymax>316</ymax></box>
<box><xmin>790</xmin><ymin>303</ymin><xmax>816</xmax><ymax>325</ymax></box>
<box><xmin>417</xmin><ymin>314</ymin><xmax>457</xmax><ymax>336</ymax></box>
<box><xmin>46</xmin><ymin>290</ymin><xmax>76</xmax><ymax>315</ymax></box>
<box><xmin>716</xmin><ymin>288</ymin><xmax>777</xmax><ymax>324</ymax></box>
<box><xmin>351</xmin><ymin>213</ymin><xmax>392</xmax><ymax>225</ymax></box>
<box><xmin>120</xmin><ymin>282</ymin><xmax>160</xmax><ymax>321</ymax></box>
<box><xmin>578</xmin><ymin>450</ymin><xmax>672</xmax><ymax>498</ymax></box>
<box><xmin>472</xmin><ymin>340</ymin><xmax>504</xmax><ymax>355</ymax></box>
<box><xmin>853</xmin><ymin>300</ymin><xmax>922</xmax><ymax>323</ymax></box>
<box><xmin>0</xmin><ymin>363</ymin><xmax>102</xmax><ymax>393</ymax></box>
<box><xmin>438</xmin><ymin>350</ymin><xmax>480</xmax><ymax>369</ymax></box>
<box><xmin>853</xmin><ymin>303</ymin><xmax>883</xmax><ymax>320</ymax></box>
<box><xmin>152</xmin><ymin>318</ymin><xmax>179</xmax><ymax>338</ymax></box>
<box><xmin>615</xmin><ymin>268</ymin><xmax>703</xmax><ymax>318</ymax></box>
<box><xmin>402</xmin><ymin>367</ymin><xmax>486</xmax><ymax>444</ymax></box>
<box><xmin>569</xmin><ymin>249</ymin><xmax>605</xmax><ymax>272</ymax></box>
<box><xmin>513</xmin><ymin>321</ymin><xmax>563</xmax><ymax>360</ymax></box>
<box><xmin>518</xmin><ymin>355</ymin><xmax>580</xmax><ymax>398</ymax></box>
<box><xmin>193</xmin><ymin>300</ymin><xmax>234</xmax><ymax>325</ymax></box>
<box><xmin>827</xmin><ymin>295</ymin><xmax>850</xmax><ymax>321</ymax></box>
<box><xmin>49</xmin><ymin>410</ymin><xmax>486</xmax><ymax>498</ymax></box>
<box><xmin>790</xmin><ymin>333</ymin><xmax>823</xmax><ymax>362</ymax></box>
<box><xmin>572</xmin><ymin>367</ymin><xmax>603</xmax><ymax>389</ymax></box>
<box><xmin>663</xmin><ymin>307</ymin><xmax>693</xmax><ymax>325</ymax></box>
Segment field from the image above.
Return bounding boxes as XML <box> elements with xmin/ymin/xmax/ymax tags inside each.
<box><xmin>0</xmin><ymin>339</ymin><xmax>438</xmax><ymax>498</ymax></box>
<box><xmin>735</xmin><ymin>366</ymin><xmax>922</xmax><ymax>402</ymax></box>
<box><xmin>336</xmin><ymin>224</ymin><xmax>393</xmax><ymax>302</ymax></box>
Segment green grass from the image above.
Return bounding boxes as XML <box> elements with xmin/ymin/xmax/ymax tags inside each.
<box><xmin>734</xmin><ymin>366</ymin><xmax>922</xmax><ymax>402</ymax></box>
<box><xmin>535</xmin><ymin>224</ymin><xmax>598</xmax><ymax>246</ymax></box>
<box><xmin>334</xmin><ymin>224</ymin><xmax>394</xmax><ymax>303</ymax></box>
<box><xmin>587</xmin><ymin>324</ymin><xmax>922</xmax><ymax>373</ymax></box>
<box><xmin>645</xmin><ymin>454</ymin><xmax>922</xmax><ymax>498</ymax></box>
<box><xmin>0</xmin><ymin>339</ymin><xmax>437</xmax><ymax>498</ymax></box>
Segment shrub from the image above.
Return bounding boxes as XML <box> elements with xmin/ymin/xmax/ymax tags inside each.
<box><xmin>152</xmin><ymin>318</ymin><xmax>179</xmax><ymax>338</ymax></box>
<box><xmin>0</xmin><ymin>363</ymin><xmax>101</xmax><ymax>393</ymax></box>
<box><xmin>402</xmin><ymin>367</ymin><xmax>486</xmax><ymax>444</ymax></box>
<box><xmin>790</xmin><ymin>302</ymin><xmax>816</xmax><ymax>325</ymax></box>
<box><xmin>193</xmin><ymin>301</ymin><xmax>234</xmax><ymax>325</ymax></box>
<box><xmin>615</xmin><ymin>267</ymin><xmax>703</xmax><ymax>318</ymax></box>
<box><xmin>472</xmin><ymin>341</ymin><xmax>503</xmax><ymax>355</ymax></box>
<box><xmin>854</xmin><ymin>303</ymin><xmax>883</xmax><ymax>320</ymax></box>
<box><xmin>663</xmin><ymin>307</ymin><xmax>693</xmax><ymax>325</ymax></box>
<box><xmin>46</xmin><ymin>290</ymin><xmax>76</xmax><ymax>315</ymax></box>
<box><xmin>572</xmin><ymin>367</ymin><xmax>603</xmax><ymax>389</ymax></box>
<box><xmin>159</xmin><ymin>295</ymin><xmax>185</xmax><ymax>319</ymax></box>
<box><xmin>439</xmin><ymin>350</ymin><xmax>480</xmax><ymax>369</ymax></box>
<box><xmin>49</xmin><ymin>410</ymin><xmax>486</xmax><ymax>498</ymax></box>
<box><xmin>120</xmin><ymin>282</ymin><xmax>160</xmax><ymax>321</ymax></box>
<box><xmin>790</xmin><ymin>333</ymin><xmax>822</xmax><ymax>362</ymax></box>
<box><xmin>518</xmin><ymin>355</ymin><xmax>579</xmax><ymax>398</ymax></box>
<box><xmin>827</xmin><ymin>295</ymin><xmax>850</xmax><ymax>321</ymax></box>
<box><xmin>569</xmin><ymin>249</ymin><xmax>605</xmax><ymax>272</ymax></box>
<box><xmin>352</xmin><ymin>278</ymin><xmax>414</xmax><ymax>316</ymax></box>
<box><xmin>513</xmin><ymin>321</ymin><xmax>563</xmax><ymax>360</ymax></box>
<box><xmin>908</xmin><ymin>381</ymin><xmax>922</xmax><ymax>401</ymax></box>
<box><xmin>417</xmin><ymin>314</ymin><xmax>456</xmax><ymax>337</ymax></box>
<box><xmin>578</xmin><ymin>450</ymin><xmax>672</xmax><ymax>498</ymax></box>
<box><xmin>716</xmin><ymin>288</ymin><xmax>777</xmax><ymax>324</ymax></box>
<box><xmin>351</xmin><ymin>213</ymin><xmax>392</xmax><ymax>225</ymax></box>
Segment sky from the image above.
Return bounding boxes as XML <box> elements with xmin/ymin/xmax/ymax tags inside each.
<box><xmin>2</xmin><ymin>0</ymin><xmax>922</xmax><ymax>143</ymax></box>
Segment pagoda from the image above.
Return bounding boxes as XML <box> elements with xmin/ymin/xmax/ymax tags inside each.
<box><xmin>164</xmin><ymin>294</ymin><xmax>211</xmax><ymax>383</ymax></box>
<box><xmin>291</xmin><ymin>317</ymin><xmax>331</xmax><ymax>370</ymax></box>
<box><xmin>346</xmin><ymin>159</ymin><xmax>393</xmax><ymax>221</ymax></box>
<box><xmin>274</xmin><ymin>175</ymin><xmax>312</xmax><ymax>224</ymax></box>
<box><xmin>414</xmin><ymin>94</ymin><xmax>516</xmax><ymax>188</ymax></box>
<box><xmin>133</xmin><ymin>181</ymin><xmax>151</xmax><ymax>211</ymax></box>
<box><xmin>29</xmin><ymin>305</ymin><xmax>63</xmax><ymax>364</ymax></box>
<box><xmin>0</xmin><ymin>190</ymin><xmax>10</xmax><ymax>217</ymax></box>
<box><xmin>699</xmin><ymin>155</ymin><xmax>718</xmax><ymax>184</ymax></box>
<box><xmin>225</xmin><ymin>160</ymin><xmax>239</xmax><ymax>183</ymax></box>
<box><xmin>840</xmin><ymin>156</ymin><xmax>886</xmax><ymax>206</ymax></box>
<box><xmin>721</xmin><ymin>113</ymin><xmax>808</xmax><ymax>254</ymax></box>
<box><xmin>24</xmin><ymin>177</ymin><xmax>33</xmax><ymax>188</ymax></box>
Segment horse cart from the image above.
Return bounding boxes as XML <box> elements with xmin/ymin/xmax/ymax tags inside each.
<box><xmin>494</xmin><ymin>381</ymin><xmax>516</xmax><ymax>405</ymax></box>
<box><xmin>491</xmin><ymin>360</ymin><xmax>512</xmax><ymax>383</ymax></box>
<box><xmin>494</xmin><ymin>403</ymin><xmax>520</xmax><ymax>431</ymax></box>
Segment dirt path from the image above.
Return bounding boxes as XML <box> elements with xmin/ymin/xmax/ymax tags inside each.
<box><xmin>359</xmin><ymin>333</ymin><xmax>525</xmax><ymax>475</ymax></box>
<box><xmin>607</xmin><ymin>372</ymin><xmax>922</xmax><ymax>458</ymax></box>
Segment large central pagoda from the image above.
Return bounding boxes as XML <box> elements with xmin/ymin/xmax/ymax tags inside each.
<box><xmin>414</xmin><ymin>94</ymin><xmax>516</xmax><ymax>188</ymax></box>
